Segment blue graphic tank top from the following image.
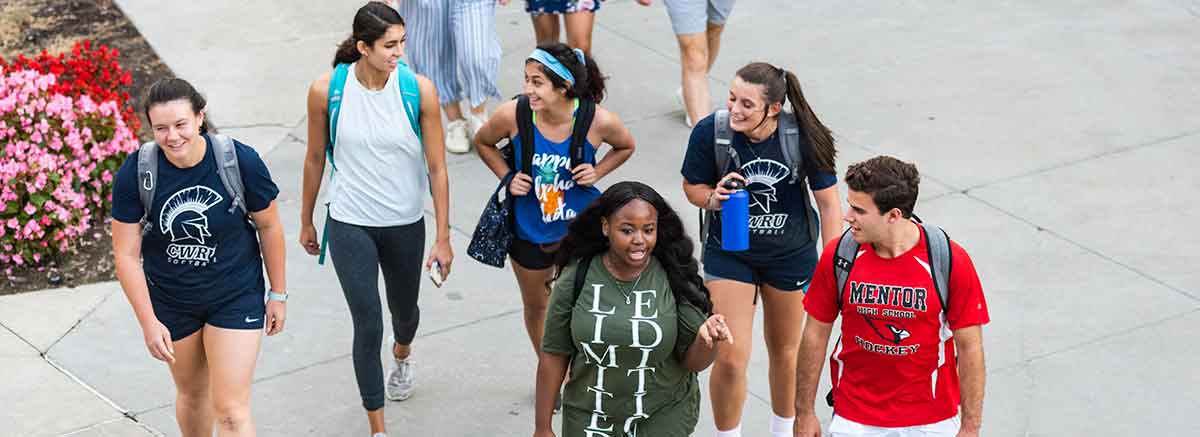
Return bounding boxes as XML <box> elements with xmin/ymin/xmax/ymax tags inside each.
<box><xmin>512</xmin><ymin>124</ymin><xmax>600</xmax><ymax>244</ymax></box>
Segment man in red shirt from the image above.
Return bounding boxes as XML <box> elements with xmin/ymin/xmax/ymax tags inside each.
<box><xmin>794</xmin><ymin>156</ymin><xmax>989</xmax><ymax>437</ymax></box>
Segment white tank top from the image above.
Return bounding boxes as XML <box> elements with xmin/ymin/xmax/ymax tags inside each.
<box><xmin>328</xmin><ymin>63</ymin><xmax>427</xmax><ymax>227</ymax></box>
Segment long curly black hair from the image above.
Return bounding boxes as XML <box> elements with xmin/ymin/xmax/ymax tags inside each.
<box><xmin>553</xmin><ymin>181</ymin><xmax>712</xmax><ymax>313</ymax></box>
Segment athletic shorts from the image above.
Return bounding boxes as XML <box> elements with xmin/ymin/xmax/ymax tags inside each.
<box><xmin>829</xmin><ymin>414</ymin><xmax>960</xmax><ymax>437</ymax></box>
<box><xmin>702</xmin><ymin>244</ymin><xmax>815</xmax><ymax>293</ymax></box>
<box><xmin>150</xmin><ymin>285</ymin><xmax>266</xmax><ymax>341</ymax></box>
<box><xmin>526</xmin><ymin>0</ymin><xmax>601</xmax><ymax>16</ymax></box>
<box><xmin>510</xmin><ymin>237</ymin><xmax>561</xmax><ymax>270</ymax></box>
<box><xmin>663</xmin><ymin>0</ymin><xmax>734</xmax><ymax>35</ymax></box>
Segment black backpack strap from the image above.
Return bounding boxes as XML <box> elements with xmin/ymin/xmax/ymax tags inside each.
<box><xmin>919</xmin><ymin>222</ymin><xmax>953</xmax><ymax>314</ymax></box>
<box><xmin>569</xmin><ymin>99</ymin><xmax>596</xmax><ymax>169</ymax></box>
<box><xmin>572</xmin><ymin>255</ymin><xmax>595</xmax><ymax>301</ymax></box>
<box><xmin>833</xmin><ymin>228</ymin><xmax>860</xmax><ymax>311</ymax></box>
<box><xmin>516</xmin><ymin>95</ymin><xmax>536</xmax><ymax>175</ymax></box>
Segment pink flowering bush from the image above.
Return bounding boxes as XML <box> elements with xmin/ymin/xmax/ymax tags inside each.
<box><xmin>0</xmin><ymin>68</ymin><xmax>139</xmax><ymax>267</ymax></box>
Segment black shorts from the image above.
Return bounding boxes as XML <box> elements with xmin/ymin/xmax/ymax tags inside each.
<box><xmin>150</xmin><ymin>286</ymin><xmax>266</xmax><ymax>341</ymax></box>
<box><xmin>509</xmin><ymin>237</ymin><xmax>560</xmax><ymax>270</ymax></box>
<box><xmin>702</xmin><ymin>244</ymin><xmax>817</xmax><ymax>293</ymax></box>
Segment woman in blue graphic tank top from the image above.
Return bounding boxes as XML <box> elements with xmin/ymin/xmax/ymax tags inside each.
<box><xmin>474</xmin><ymin>42</ymin><xmax>635</xmax><ymax>395</ymax></box>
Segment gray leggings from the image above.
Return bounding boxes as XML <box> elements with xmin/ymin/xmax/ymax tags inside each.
<box><xmin>327</xmin><ymin>217</ymin><xmax>424</xmax><ymax>411</ymax></box>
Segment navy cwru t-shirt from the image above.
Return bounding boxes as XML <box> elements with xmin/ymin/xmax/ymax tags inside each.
<box><xmin>111</xmin><ymin>134</ymin><xmax>279</xmax><ymax>306</ymax></box>
<box><xmin>681</xmin><ymin>113</ymin><xmax>837</xmax><ymax>264</ymax></box>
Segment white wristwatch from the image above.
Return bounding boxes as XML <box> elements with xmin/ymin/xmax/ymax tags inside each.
<box><xmin>267</xmin><ymin>291</ymin><xmax>288</xmax><ymax>302</ymax></box>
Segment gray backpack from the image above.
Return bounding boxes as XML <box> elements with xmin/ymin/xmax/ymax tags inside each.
<box><xmin>698</xmin><ymin>109</ymin><xmax>820</xmax><ymax>245</ymax></box>
<box><xmin>136</xmin><ymin>134</ymin><xmax>248</xmax><ymax>234</ymax></box>
<box><xmin>824</xmin><ymin>221</ymin><xmax>953</xmax><ymax>408</ymax></box>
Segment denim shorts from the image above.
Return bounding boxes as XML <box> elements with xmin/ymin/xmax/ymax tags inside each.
<box><xmin>664</xmin><ymin>0</ymin><xmax>735</xmax><ymax>35</ymax></box>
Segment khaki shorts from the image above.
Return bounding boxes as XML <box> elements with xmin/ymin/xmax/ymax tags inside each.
<box><xmin>663</xmin><ymin>0</ymin><xmax>735</xmax><ymax>35</ymax></box>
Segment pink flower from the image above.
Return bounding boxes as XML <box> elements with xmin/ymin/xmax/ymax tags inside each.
<box><xmin>1</xmin><ymin>67</ymin><xmax>137</xmax><ymax>267</ymax></box>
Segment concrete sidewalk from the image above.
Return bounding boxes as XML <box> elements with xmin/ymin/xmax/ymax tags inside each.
<box><xmin>2</xmin><ymin>0</ymin><xmax>1199</xmax><ymax>435</ymax></box>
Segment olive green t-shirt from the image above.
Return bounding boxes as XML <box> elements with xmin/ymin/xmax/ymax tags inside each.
<box><xmin>543</xmin><ymin>256</ymin><xmax>709</xmax><ymax>437</ymax></box>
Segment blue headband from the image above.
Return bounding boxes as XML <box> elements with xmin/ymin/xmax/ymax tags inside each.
<box><xmin>527</xmin><ymin>48</ymin><xmax>586</xmax><ymax>85</ymax></box>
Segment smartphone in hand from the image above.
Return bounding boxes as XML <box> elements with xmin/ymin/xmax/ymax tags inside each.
<box><xmin>428</xmin><ymin>261</ymin><xmax>444</xmax><ymax>288</ymax></box>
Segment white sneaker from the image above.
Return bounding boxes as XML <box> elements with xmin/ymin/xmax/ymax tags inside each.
<box><xmin>444</xmin><ymin>119</ymin><xmax>470</xmax><ymax>154</ymax></box>
<box><xmin>677</xmin><ymin>87</ymin><xmax>693</xmax><ymax>128</ymax></box>
<box><xmin>465</xmin><ymin>109</ymin><xmax>487</xmax><ymax>140</ymax></box>
<box><xmin>386</xmin><ymin>357</ymin><xmax>414</xmax><ymax>401</ymax></box>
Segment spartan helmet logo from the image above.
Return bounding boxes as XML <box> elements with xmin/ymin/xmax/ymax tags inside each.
<box><xmin>159</xmin><ymin>186</ymin><xmax>224</xmax><ymax>244</ymax></box>
<box><xmin>740</xmin><ymin>158</ymin><xmax>791</xmax><ymax>213</ymax></box>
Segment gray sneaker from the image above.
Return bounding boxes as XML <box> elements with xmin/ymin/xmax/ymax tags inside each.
<box><xmin>386</xmin><ymin>357</ymin><xmax>414</xmax><ymax>401</ymax></box>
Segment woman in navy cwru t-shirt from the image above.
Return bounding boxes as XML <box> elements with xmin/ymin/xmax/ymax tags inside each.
<box><xmin>680</xmin><ymin>62</ymin><xmax>843</xmax><ymax>437</ymax></box>
<box><xmin>111</xmin><ymin>78</ymin><xmax>286</xmax><ymax>436</ymax></box>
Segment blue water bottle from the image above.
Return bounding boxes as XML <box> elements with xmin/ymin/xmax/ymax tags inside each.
<box><xmin>721</xmin><ymin>181</ymin><xmax>750</xmax><ymax>252</ymax></box>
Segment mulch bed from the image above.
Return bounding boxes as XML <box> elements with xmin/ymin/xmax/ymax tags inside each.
<box><xmin>1</xmin><ymin>0</ymin><xmax>172</xmax><ymax>295</ymax></box>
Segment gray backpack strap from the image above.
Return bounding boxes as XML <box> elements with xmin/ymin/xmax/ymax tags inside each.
<box><xmin>701</xmin><ymin>110</ymin><xmax>738</xmax><ymax>244</ymax></box>
<box><xmin>777</xmin><ymin>112</ymin><xmax>820</xmax><ymax>243</ymax></box>
<box><xmin>210</xmin><ymin>134</ymin><xmax>247</xmax><ymax>216</ymax></box>
<box><xmin>136</xmin><ymin>141</ymin><xmax>159</xmax><ymax>233</ymax></box>
<box><xmin>833</xmin><ymin>229</ymin><xmax>860</xmax><ymax>310</ymax></box>
<box><xmin>713</xmin><ymin>109</ymin><xmax>734</xmax><ymax>174</ymax></box>
<box><xmin>777</xmin><ymin>113</ymin><xmax>803</xmax><ymax>184</ymax></box>
<box><xmin>919</xmin><ymin>222</ymin><xmax>952</xmax><ymax>313</ymax></box>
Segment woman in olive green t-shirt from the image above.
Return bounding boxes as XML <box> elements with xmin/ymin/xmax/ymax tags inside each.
<box><xmin>534</xmin><ymin>181</ymin><xmax>734</xmax><ymax>437</ymax></box>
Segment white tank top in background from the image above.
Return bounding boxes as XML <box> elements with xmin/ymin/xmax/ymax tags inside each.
<box><xmin>329</xmin><ymin>62</ymin><xmax>427</xmax><ymax>227</ymax></box>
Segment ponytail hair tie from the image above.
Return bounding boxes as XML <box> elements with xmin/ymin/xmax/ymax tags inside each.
<box><xmin>573</xmin><ymin>48</ymin><xmax>587</xmax><ymax>66</ymax></box>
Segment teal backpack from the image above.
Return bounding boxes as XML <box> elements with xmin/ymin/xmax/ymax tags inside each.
<box><xmin>318</xmin><ymin>60</ymin><xmax>423</xmax><ymax>264</ymax></box>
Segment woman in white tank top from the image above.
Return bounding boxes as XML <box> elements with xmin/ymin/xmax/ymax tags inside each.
<box><xmin>298</xmin><ymin>4</ymin><xmax>453</xmax><ymax>436</ymax></box>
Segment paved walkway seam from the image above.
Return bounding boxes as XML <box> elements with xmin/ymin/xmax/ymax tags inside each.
<box><xmin>965</xmin><ymin>193</ymin><xmax>1198</xmax><ymax>301</ymax></box>
<box><xmin>43</xmin><ymin>288</ymin><xmax>118</xmax><ymax>355</ymax></box>
<box><xmin>961</xmin><ymin>128</ymin><xmax>1200</xmax><ymax>194</ymax></box>
<box><xmin>991</xmin><ymin>307</ymin><xmax>1200</xmax><ymax>374</ymax></box>
<box><xmin>58</xmin><ymin>417</ymin><xmax>162</xmax><ymax>437</ymax></box>
<box><xmin>44</xmin><ymin>355</ymin><xmax>131</xmax><ymax>416</ymax></box>
<box><xmin>0</xmin><ymin>320</ymin><xmax>39</xmax><ymax>355</ymax></box>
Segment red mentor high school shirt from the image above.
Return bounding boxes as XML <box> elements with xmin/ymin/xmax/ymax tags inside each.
<box><xmin>804</xmin><ymin>226</ymin><xmax>990</xmax><ymax>427</ymax></box>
